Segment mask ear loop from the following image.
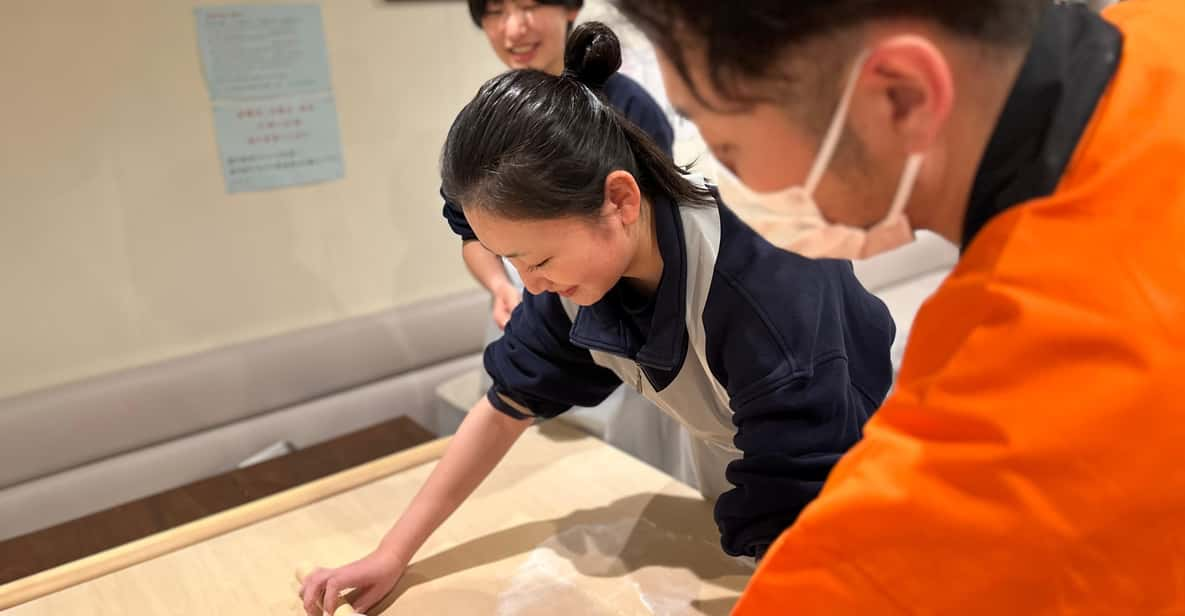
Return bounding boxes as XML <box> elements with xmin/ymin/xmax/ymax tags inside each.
<box><xmin>803</xmin><ymin>50</ymin><xmax>872</xmax><ymax>196</ymax></box>
<box><xmin>881</xmin><ymin>153</ymin><xmax>925</xmax><ymax>226</ymax></box>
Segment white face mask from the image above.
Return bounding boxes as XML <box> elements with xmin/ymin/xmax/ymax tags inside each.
<box><xmin>717</xmin><ymin>52</ymin><xmax>923</xmax><ymax>260</ymax></box>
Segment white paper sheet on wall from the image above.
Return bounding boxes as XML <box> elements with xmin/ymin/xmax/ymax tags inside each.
<box><xmin>194</xmin><ymin>5</ymin><xmax>344</xmax><ymax>193</ymax></box>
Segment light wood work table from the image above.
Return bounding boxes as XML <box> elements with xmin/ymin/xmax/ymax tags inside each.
<box><xmin>0</xmin><ymin>417</ymin><xmax>435</xmax><ymax>586</ymax></box>
<box><xmin>2</xmin><ymin>421</ymin><xmax>751</xmax><ymax>614</ymax></box>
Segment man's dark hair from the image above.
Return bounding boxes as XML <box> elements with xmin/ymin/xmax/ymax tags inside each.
<box><xmin>467</xmin><ymin>0</ymin><xmax>584</xmax><ymax>28</ymax></box>
<box><xmin>610</xmin><ymin>1</ymin><xmax>1046</xmax><ymax>108</ymax></box>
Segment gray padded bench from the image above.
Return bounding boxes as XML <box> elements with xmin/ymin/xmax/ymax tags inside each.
<box><xmin>0</xmin><ymin>290</ymin><xmax>487</xmax><ymax>541</ymax></box>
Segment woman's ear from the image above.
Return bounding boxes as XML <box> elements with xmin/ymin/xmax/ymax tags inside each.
<box><xmin>602</xmin><ymin>170</ymin><xmax>643</xmax><ymax>225</ymax></box>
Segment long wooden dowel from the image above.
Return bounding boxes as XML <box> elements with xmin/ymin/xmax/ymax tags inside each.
<box><xmin>0</xmin><ymin>436</ymin><xmax>451</xmax><ymax>610</ymax></box>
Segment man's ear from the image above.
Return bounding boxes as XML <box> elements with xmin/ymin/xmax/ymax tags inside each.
<box><xmin>864</xmin><ymin>35</ymin><xmax>954</xmax><ymax>152</ymax></box>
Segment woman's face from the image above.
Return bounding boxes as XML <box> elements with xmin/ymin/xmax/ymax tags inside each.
<box><xmin>465</xmin><ymin>207</ymin><xmax>636</xmax><ymax>306</ymax></box>
<box><xmin>464</xmin><ymin>172</ymin><xmax>647</xmax><ymax>307</ymax></box>
<box><xmin>481</xmin><ymin>1</ymin><xmax>578</xmax><ymax>76</ymax></box>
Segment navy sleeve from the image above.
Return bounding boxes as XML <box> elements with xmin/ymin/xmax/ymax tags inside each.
<box><xmin>719</xmin><ymin>355</ymin><xmax>882</xmax><ymax>559</ymax></box>
<box><xmin>604</xmin><ymin>74</ymin><xmax>675</xmax><ymax>158</ymax></box>
<box><xmin>485</xmin><ymin>290</ymin><xmax>623</xmax><ymax>420</ymax></box>
<box><xmin>441</xmin><ymin>186</ymin><xmax>478</xmax><ymax>242</ymax></box>
<box><xmin>623</xmin><ymin>98</ymin><xmax>675</xmax><ymax>158</ymax></box>
<box><xmin>704</xmin><ymin>209</ymin><xmax>896</xmax><ymax>558</ymax></box>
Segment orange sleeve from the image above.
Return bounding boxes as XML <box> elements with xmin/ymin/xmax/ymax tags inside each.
<box><xmin>733</xmin><ymin>235</ymin><xmax>1182</xmax><ymax>614</ymax></box>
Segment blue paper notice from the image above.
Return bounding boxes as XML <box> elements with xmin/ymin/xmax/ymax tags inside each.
<box><xmin>195</xmin><ymin>5</ymin><xmax>344</xmax><ymax>193</ymax></box>
<box><xmin>195</xmin><ymin>5</ymin><xmax>332</xmax><ymax>100</ymax></box>
<box><xmin>213</xmin><ymin>95</ymin><xmax>344</xmax><ymax>193</ymax></box>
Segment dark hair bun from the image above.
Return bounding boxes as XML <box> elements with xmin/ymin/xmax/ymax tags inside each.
<box><xmin>563</xmin><ymin>22</ymin><xmax>622</xmax><ymax>91</ymax></box>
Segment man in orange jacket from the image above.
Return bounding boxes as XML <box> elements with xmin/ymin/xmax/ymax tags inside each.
<box><xmin>610</xmin><ymin>0</ymin><xmax>1185</xmax><ymax>612</ymax></box>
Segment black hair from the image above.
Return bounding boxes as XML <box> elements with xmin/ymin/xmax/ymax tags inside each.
<box><xmin>441</xmin><ymin>21</ymin><xmax>711</xmax><ymax>222</ymax></box>
<box><xmin>467</xmin><ymin>0</ymin><xmax>584</xmax><ymax>29</ymax></box>
<box><xmin>610</xmin><ymin>0</ymin><xmax>1046</xmax><ymax>109</ymax></box>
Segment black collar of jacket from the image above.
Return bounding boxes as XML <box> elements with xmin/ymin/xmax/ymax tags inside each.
<box><xmin>962</xmin><ymin>3</ymin><xmax>1123</xmax><ymax>249</ymax></box>
<box><xmin>568</xmin><ymin>192</ymin><xmax>693</xmax><ymax>372</ymax></box>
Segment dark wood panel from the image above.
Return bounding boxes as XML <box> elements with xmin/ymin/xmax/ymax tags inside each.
<box><xmin>0</xmin><ymin>416</ymin><xmax>435</xmax><ymax>585</ymax></box>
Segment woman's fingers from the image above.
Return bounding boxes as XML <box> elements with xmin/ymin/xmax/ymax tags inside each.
<box><xmin>300</xmin><ymin>567</ymin><xmax>330</xmax><ymax>616</ymax></box>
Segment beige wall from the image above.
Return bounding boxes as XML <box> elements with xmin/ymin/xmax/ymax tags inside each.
<box><xmin>0</xmin><ymin>1</ymin><xmax>500</xmax><ymax>398</ymax></box>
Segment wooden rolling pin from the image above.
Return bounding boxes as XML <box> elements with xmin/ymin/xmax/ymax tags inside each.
<box><xmin>295</xmin><ymin>561</ymin><xmax>362</xmax><ymax>616</ymax></box>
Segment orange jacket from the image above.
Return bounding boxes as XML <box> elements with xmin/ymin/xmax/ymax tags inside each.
<box><xmin>735</xmin><ymin>1</ymin><xmax>1185</xmax><ymax>614</ymax></box>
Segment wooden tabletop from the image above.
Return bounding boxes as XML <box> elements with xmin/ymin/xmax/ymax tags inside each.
<box><xmin>0</xmin><ymin>416</ymin><xmax>434</xmax><ymax>586</ymax></box>
<box><xmin>6</xmin><ymin>421</ymin><xmax>751</xmax><ymax>615</ymax></box>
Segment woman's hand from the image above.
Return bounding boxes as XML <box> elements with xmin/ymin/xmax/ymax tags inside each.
<box><xmin>300</xmin><ymin>550</ymin><xmax>405</xmax><ymax>615</ymax></box>
<box><xmin>491</xmin><ymin>280</ymin><xmax>523</xmax><ymax>330</ymax></box>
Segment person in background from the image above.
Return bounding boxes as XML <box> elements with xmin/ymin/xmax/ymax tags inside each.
<box><xmin>445</xmin><ymin>0</ymin><xmax>673</xmax><ymax>330</ymax></box>
<box><xmin>609</xmin><ymin>0</ymin><xmax>1185</xmax><ymax>613</ymax></box>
